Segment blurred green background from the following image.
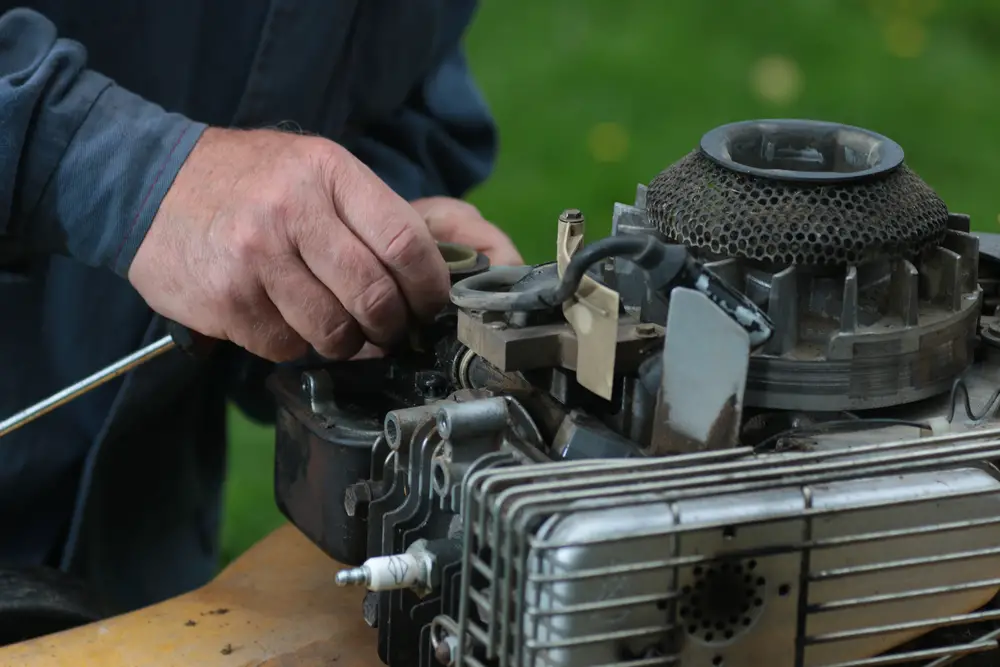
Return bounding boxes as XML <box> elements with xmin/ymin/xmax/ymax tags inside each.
<box><xmin>219</xmin><ymin>0</ymin><xmax>1000</xmax><ymax>562</ymax></box>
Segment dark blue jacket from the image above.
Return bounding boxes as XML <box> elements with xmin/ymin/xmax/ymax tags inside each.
<box><xmin>0</xmin><ymin>1</ymin><xmax>496</xmax><ymax>614</ymax></box>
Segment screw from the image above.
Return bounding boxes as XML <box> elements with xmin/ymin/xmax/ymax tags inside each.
<box><xmin>344</xmin><ymin>481</ymin><xmax>373</xmax><ymax>517</ymax></box>
<box><xmin>362</xmin><ymin>591</ymin><xmax>379</xmax><ymax>628</ymax></box>
<box><xmin>559</xmin><ymin>208</ymin><xmax>584</xmax><ymax>223</ymax></box>
<box><xmin>416</xmin><ymin>371</ymin><xmax>448</xmax><ymax>399</ymax></box>
<box><xmin>300</xmin><ymin>370</ymin><xmax>335</xmax><ymax>414</ymax></box>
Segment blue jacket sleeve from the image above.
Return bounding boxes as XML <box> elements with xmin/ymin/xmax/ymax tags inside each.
<box><xmin>0</xmin><ymin>8</ymin><xmax>206</xmax><ymax>277</ymax></box>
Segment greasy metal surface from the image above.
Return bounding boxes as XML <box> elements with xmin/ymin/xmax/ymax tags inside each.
<box><xmin>0</xmin><ymin>525</ymin><xmax>381</xmax><ymax>667</ymax></box>
<box><xmin>555</xmin><ymin>210</ymin><xmax>621</xmax><ymax>400</ymax></box>
<box><xmin>645</xmin><ymin>149</ymin><xmax>949</xmax><ymax>266</ymax></box>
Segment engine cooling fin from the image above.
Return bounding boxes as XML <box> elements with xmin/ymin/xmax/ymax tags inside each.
<box><xmin>644</xmin><ymin>119</ymin><xmax>950</xmax><ymax>266</ymax></box>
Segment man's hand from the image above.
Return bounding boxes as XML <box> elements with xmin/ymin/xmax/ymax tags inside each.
<box><xmin>128</xmin><ymin>128</ymin><xmax>451</xmax><ymax>363</ymax></box>
<box><xmin>411</xmin><ymin>197</ymin><xmax>523</xmax><ymax>266</ymax></box>
<box><xmin>346</xmin><ymin>199</ymin><xmax>523</xmax><ymax>362</ymax></box>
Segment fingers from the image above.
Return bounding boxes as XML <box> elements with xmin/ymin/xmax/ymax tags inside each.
<box><xmin>296</xmin><ymin>217</ymin><xmax>411</xmax><ymax>348</ymax></box>
<box><xmin>133</xmin><ymin>130</ymin><xmax>461</xmax><ymax>363</ymax></box>
<box><xmin>412</xmin><ymin>196</ymin><xmax>524</xmax><ymax>266</ymax></box>
<box><xmin>222</xmin><ymin>287</ymin><xmax>311</xmax><ymax>362</ymax></box>
<box><xmin>351</xmin><ymin>342</ymin><xmax>387</xmax><ymax>360</ymax></box>
<box><xmin>259</xmin><ymin>255</ymin><xmax>366</xmax><ymax>359</ymax></box>
<box><xmin>324</xmin><ymin>153</ymin><xmax>451</xmax><ymax>321</ymax></box>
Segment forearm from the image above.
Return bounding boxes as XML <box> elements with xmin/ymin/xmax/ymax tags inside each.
<box><xmin>0</xmin><ymin>8</ymin><xmax>205</xmax><ymax>276</ymax></box>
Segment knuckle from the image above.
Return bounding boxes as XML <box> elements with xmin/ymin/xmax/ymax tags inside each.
<box><xmin>229</xmin><ymin>219</ymin><xmax>273</xmax><ymax>263</ymax></box>
<box><xmin>308</xmin><ymin>138</ymin><xmax>353</xmax><ymax>182</ymax></box>
<box><xmin>313</xmin><ymin>317</ymin><xmax>362</xmax><ymax>359</ymax></box>
<box><xmin>250</xmin><ymin>325</ymin><xmax>307</xmax><ymax>363</ymax></box>
<box><xmin>379</xmin><ymin>222</ymin><xmax>424</xmax><ymax>269</ymax></box>
<box><xmin>354</xmin><ymin>274</ymin><xmax>403</xmax><ymax>330</ymax></box>
<box><xmin>218</xmin><ymin>276</ymin><xmax>258</xmax><ymax>315</ymax></box>
<box><xmin>254</xmin><ymin>184</ymin><xmax>297</xmax><ymax>227</ymax></box>
<box><xmin>452</xmin><ymin>199</ymin><xmax>482</xmax><ymax>219</ymax></box>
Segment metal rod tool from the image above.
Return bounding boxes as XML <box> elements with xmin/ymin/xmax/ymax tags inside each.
<box><xmin>0</xmin><ymin>323</ymin><xmax>210</xmax><ymax>439</ymax></box>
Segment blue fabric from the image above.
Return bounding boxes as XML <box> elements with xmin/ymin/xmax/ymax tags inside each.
<box><xmin>0</xmin><ymin>0</ymin><xmax>496</xmax><ymax>614</ymax></box>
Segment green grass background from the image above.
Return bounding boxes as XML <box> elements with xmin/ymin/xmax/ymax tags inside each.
<box><xmin>219</xmin><ymin>0</ymin><xmax>1000</xmax><ymax>563</ymax></box>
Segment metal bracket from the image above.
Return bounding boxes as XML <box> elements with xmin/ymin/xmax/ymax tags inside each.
<box><xmin>649</xmin><ymin>287</ymin><xmax>750</xmax><ymax>455</ymax></box>
<box><xmin>556</xmin><ymin>210</ymin><xmax>621</xmax><ymax>400</ymax></box>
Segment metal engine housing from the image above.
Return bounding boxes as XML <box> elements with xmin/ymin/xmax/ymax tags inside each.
<box><xmin>270</xmin><ymin>119</ymin><xmax>1000</xmax><ymax>667</ymax></box>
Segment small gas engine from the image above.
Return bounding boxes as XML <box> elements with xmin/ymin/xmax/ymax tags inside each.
<box><xmin>269</xmin><ymin>119</ymin><xmax>1000</xmax><ymax>667</ymax></box>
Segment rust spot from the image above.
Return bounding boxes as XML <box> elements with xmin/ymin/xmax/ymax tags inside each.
<box><xmin>648</xmin><ymin>394</ymin><xmax>741</xmax><ymax>455</ymax></box>
<box><xmin>185</xmin><ymin>620</ymin><xmax>197</xmax><ymax>627</ymax></box>
<box><xmin>705</xmin><ymin>394</ymin><xmax>740</xmax><ymax>449</ymax></box>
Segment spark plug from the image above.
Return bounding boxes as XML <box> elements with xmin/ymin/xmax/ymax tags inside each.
<box><xmin>334</xmin><ymin>538</ymin><xmax>460</xmax><ymax>597</ymax></box>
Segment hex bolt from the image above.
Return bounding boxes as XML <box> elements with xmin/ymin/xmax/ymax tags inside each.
<box><xmin>559</xmin><ymin>208</ymin><xmax>584</xmax><ymax>224</ymax></box>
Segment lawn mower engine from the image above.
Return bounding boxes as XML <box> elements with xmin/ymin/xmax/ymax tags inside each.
<box><xmin>270</xmin><ymin>119</ymin><xmax>1000</xmax><ymax>667</ymax></box>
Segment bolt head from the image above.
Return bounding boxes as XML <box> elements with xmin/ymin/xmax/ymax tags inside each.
<box><xmin>559</xmin><ymin>208</ymin><xmax>584</xmax><ymax>223</ymax></box>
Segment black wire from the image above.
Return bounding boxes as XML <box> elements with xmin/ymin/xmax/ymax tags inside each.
<box><xmin>947</xmin><ymin>376</ymin><xmax>1000</xmax><ymax>423</ymax></box>
<box><xmin>545</xmin><ymin>236</ymin><xmax>676</xmax><ymax>306</ymax></box>
<box><xmin>450</xmin><ymin>235</ymin><xmax>676</xmax><ymax>312</ymax></box>
<box><xmin>752</xmin><ymin>418</ymin><xmax>931</xmax><ymax>453</ymax></box>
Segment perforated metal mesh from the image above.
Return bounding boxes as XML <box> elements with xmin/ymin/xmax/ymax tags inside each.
<box><xmin>680</xmin><ymin>558</ymin><xmax>768</xmax><ymax>645</ymax></box>
<box><xmin>645</xmin><ymin>151</ymin><xmax>950</xmax><ymax>265</ymax></box>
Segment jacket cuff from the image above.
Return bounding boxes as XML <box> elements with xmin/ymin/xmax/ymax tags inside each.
<box><xmin>32</xmin><ymin>80</ymin><xmax>206</xmax><ymax>277</ymax></box>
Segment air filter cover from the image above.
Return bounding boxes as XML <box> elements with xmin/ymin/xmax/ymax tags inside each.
<box><xmin>645</xmin><ymin>120</ymin><xmax>949</xmax><ymax>266</ymax></box>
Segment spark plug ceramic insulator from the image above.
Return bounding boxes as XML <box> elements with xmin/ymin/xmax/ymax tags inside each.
<box><xmin>335</xmin><ymin>553</ymin><xmax>427</xmax><ymax>591</ymax></box>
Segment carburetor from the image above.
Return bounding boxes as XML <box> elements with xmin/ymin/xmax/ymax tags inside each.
<box><xmin>270</xmin><ymin>119</ymin><xmax>1000</xmax><ymax>667</ymax></box>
